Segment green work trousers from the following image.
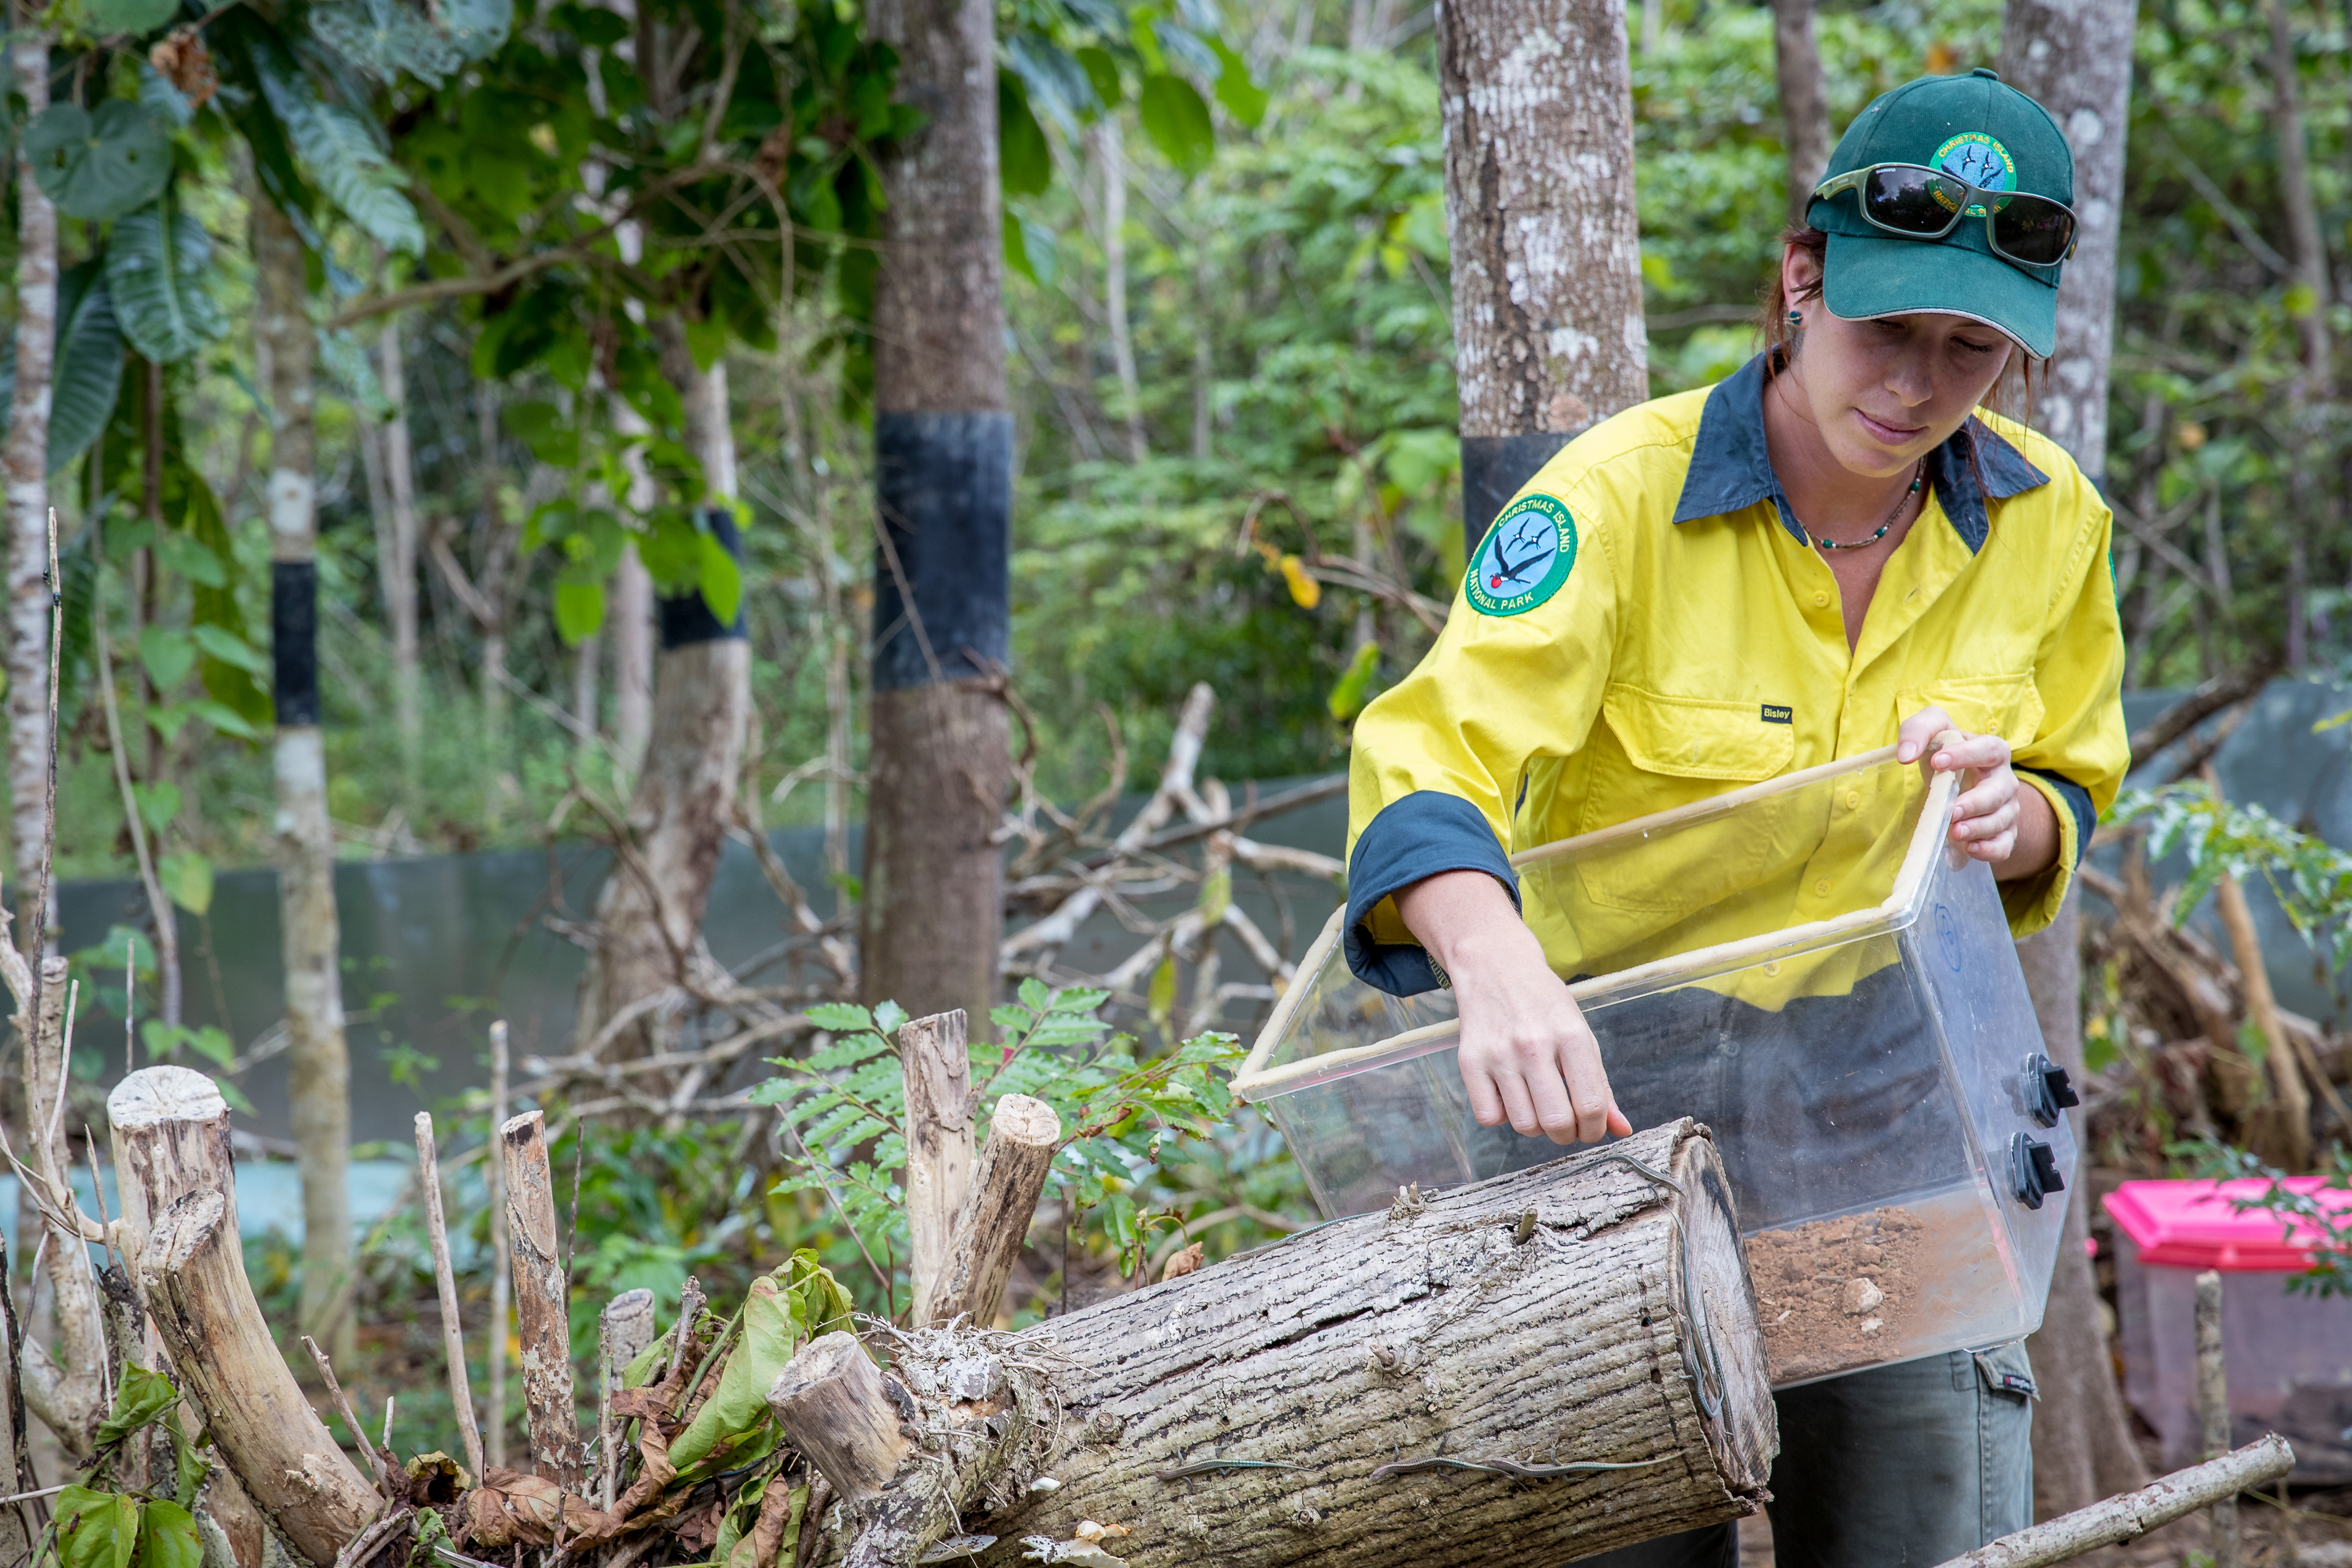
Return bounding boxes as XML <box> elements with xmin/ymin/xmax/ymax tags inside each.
<box><xmin>1576</xmin><ymin>1343</ymin><xmax>2037</xmax><ymax>1568</ymax></box>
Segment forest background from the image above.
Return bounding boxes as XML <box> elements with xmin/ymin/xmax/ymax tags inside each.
<box><xmin>0</xmin><ymin>0</ymin><xmax>2343</xmax><ymax>1523</ymax></box>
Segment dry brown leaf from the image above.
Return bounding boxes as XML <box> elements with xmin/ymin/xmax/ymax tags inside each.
<box><xmin>1158</xmin><ymin>1243</ymin><xmax>1204</xmax><ymax>1283</ymax></box>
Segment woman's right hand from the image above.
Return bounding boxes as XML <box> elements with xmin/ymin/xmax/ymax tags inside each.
<box><xmin>1393</xmin><ymin>869</ymin><xmax>1631</xmax><ymax>1146</ymax></box>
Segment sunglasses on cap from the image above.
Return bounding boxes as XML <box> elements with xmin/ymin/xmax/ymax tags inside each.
<box><xmin>1811</xmin><ymin>162</ymin><xmax>2079</xmax><ymax>270</ymax></box>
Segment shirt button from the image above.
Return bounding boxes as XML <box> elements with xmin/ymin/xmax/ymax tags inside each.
<box><xmin>1813</xmin><ymin>591</ymin><xmax>1830</xmax><ymax>607</ymax></box>
<box><xmin>1846</xmin><ymin>790</ymin><xmax>1861</xmax><ymax>809</ymax></box>
<box><xmin>1815</xmin><ymin>877</ymin><xmax>1832</xmax><ymax>897</ymax></box>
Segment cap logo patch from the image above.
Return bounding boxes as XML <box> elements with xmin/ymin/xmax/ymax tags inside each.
<box><xmin>1932</xmin><ymin>131</ymin><xmax>2016</xmax><ymax>216</ymax></box>
<box><xmin>1466</xmin><ymin>493</ymin><xmax>1577</xmax><ymax>617</ymax></box>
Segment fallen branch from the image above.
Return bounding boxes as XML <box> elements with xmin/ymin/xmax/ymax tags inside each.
<box><xmin>1930</xmin><ymin>1435</ymin><xmax>2295</xmax><ymax>1568</ymax></box>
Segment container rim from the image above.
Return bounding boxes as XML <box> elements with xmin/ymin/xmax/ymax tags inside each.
<box><xmin>1233</xmin><ymin>755</ymin><xmax>1958</xmax><ymax>1102</ymax></box>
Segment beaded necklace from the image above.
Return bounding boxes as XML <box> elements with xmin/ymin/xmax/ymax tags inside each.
<box><xmin>1803</xmin><ymin>460</ymin><xmax>1925</xmax><ymax>552</ymax></box>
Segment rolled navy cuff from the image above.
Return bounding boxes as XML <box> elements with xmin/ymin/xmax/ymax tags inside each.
<box><xmin>2016</xmin><ymin>766</ymin><xmax>2093</xmax><ymax>871</ymax></box>
<box><xmin>1344</xmin><ymin>790</ymin><xmax>1519</xmax><ymax>997</ymax></box>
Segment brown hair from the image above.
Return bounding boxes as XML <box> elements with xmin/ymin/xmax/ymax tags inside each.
<box><xmin>1760</xmin><ymin>224</ymin><xmax>2040</xmax><ymax>428</ymax></box>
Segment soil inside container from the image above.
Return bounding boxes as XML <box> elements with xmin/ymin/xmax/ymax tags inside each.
<box><xmin>1746</xmin><ymin>1206</ymin><xmax>1928</xmax><ymax>1383</ymax></box>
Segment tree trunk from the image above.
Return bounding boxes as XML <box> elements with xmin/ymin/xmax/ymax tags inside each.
<box><xmin>2000</xmin><ymin>0</ymin><xmax>2138</xmax><ymax>476</ymax></box>
<box><xmin>501</xmin><ymin>1111</ymin><xmax>585</xmax><ymax>1489</ymax></box>
<box><xmin>2014</xmin><ymin>889</ymin><xmax>2150</xmax><ymax>1522</ymax></box>
<box><xmin>863</xmin><ymin>0</ymin><xmax>1013</xmax><ymax>1027</ymax></box>
<box><xmin>377</xmin><ymin>319</ymin><xmax>423</xmax><ymax>783</ymax></box>
<box><xmin>255</xmin><ymin>197</ymin><xmax>356</xmax><ymax>1365</ymax></box>
<box><xmin>780</xmin><ymin>1120</ymin><xmax>1774</xmax><ymax>1567</ymax></box>
<box><xmin>108</xmin><ymin>1067</ymin><xmax>381</xmax><ymax>1568</ymax></box>
<box><xmin>6</xmin><ymin>26</ymin><xmax>54</xmax><ymax>956</ymax></box>
<box><xmin>1091</xmin><ymin>118</ymin><xmax>1146</xmax><ymax>465</ymax></box>
<box><xmin>1440</xmin><ymin>0</ymin><xmax>1648</xmax><ymax>554</ymax></box>
<box><xmin>16</xmin><ymin>956</ymin><xmax>107</xmax><ymax>1459</ymax></box>
<box><xmin>575</xmin><ymin>330</ymin><xmax>749</xmax><ymax>1066</ymax></box>
<box><xmin>1771</xmin><ymin>0</ymin><xmax>1832</xmax><ymax>224</ymax></box>
<box><xmin>2262</xmin><ymin>0</ymin><xmax>2329</xmax><ymax>393</ymax></box>
<box><xmin>610</xmin><ymin>399</ymin><xmax>657</xmax><ymax>780</ymax></box>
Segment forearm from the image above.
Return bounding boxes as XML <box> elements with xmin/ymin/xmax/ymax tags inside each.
<box><xmin>1393</xmin><ymin>868</ymin><xmax>1542</xmax><ymax>980</ymax></box>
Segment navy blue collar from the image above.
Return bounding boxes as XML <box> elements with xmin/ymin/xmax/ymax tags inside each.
<box><xmin>1671</xmin><ymin>352</ymin><xmax>2049</xmax><ymax>554</ymax></box>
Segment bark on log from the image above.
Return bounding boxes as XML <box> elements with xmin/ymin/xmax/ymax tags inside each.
<box><xmin>502</xmin><ymin>1110</ymin><xmax>585</xmax><ymax>1489</ymax></box>
<box><xmin>139</xmin><ymin>1188</ymin><xmax>379</xmax><ymax>1567</ymax></box>
<box><xmin>813</xmin><ymin>1120</ymin><xmax>1773</xmax><ymax>1567</ymax></box>
<box><xmin>901</xmin><ymin>1010</ymin><xmax>975</xmax><ymax>1326</ymax></box>
<box><xmin>924</xmin><ymin>1095</ymin><xmax>1060</xmax><ymax>1329</ymax></box>
<box><xmin>767</xmin><ymin>1332</ymin><xmax>913</xmax><ymax>1510</ymax></box>
<box><xmin>1931</xmin><ymin>1435</ymin><xmax>2295</xmax><ymax>1568</ymax></box>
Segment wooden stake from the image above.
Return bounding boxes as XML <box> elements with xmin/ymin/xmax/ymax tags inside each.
<box><xmin>501</xmin><ymin>1109</ymin><xmax>584</xmax><ymax>1489</ymax></box>
<box><xmin>486</xmin><ymin>1019</ymin><xmax>510</xmax><ymax>1471</ymax></box>
<box><xmin>924</xmin><ymin>1095</ymin><xmax>1061</xmax><ymax>1328</ymax></box>
<box><xmin>765</xmin><ymin>1333</ymin><xmax>910</xmax><ymax>1509</ymax></box>
<box><xmin>413</xmin><ymin>1113</ymin><xmax>484</xmax><ymax>1480</ymax></box>
<box><xmin>1931</xmin><ymin>1435</ymin><xmax>2294</xmax><ymax>1568</ymax></box>
<box><xmin>302</xmin><ymin>1335</ymin><xmax>390</xmax><ymax>1496</ymax></box>
<box><xmin>597</xmin><ymin>1289</ymin><xmax>656</xmax><ymax>1511</ymax></box>
<box><xmin>2203</xmin><ymin>768</ymin><xmax>2312</xmax><ymax>1167</ymax></box>
<box><xmin>2197</xmin><ymin>1269</ymin><xmax>2238</xmax><ymax>1568</ymax></box>
<box><xmin>900</xmin><ymin>1010</ymin><xmax>974</xmax><ymax>1325</ymax></box>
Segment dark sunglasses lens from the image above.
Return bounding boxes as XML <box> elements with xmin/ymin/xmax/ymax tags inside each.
<box><xmin>1991</xmin><ymin>196</ymin><xmax>2074</xmax><ymax>264</ymax></box>
<box><xmin>1863</xmin><ymin>166</ymin><xmax>1968</xmax><ymax>233</ymax></box>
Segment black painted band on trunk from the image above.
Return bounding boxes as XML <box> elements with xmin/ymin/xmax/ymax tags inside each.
<box><xmin>658</xmin><ymin>507</ymin><xmax>751</xmax><ymax>649</ymax></box>
<box><xmin>871</xmin><ymin>410</ymin><xmax>1012</xmax><ymax>692</ymax></box>
<box><xmin>1462</xmin><ymin>432</ymin><xmax>1577</xmax><ymax>556</ymax></box>
<box><xmin>271</xmin><ymin>559</ymin><xmax>318</xmax><ymax>728</ymax></box>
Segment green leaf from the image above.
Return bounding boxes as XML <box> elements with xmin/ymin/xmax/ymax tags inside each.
<box><xmin>157</xmin><ymin>852</ymin><xmax>213</xmax><ymax>915</ymax></box>
<box><xmin>1327</xmin><ymin>640</ymin><xmax>1380</xmax><ymax>720</ymax></box>
<box><xmin>95</xmin><ymin>1363</ymin><xmax>180</xmax><ymax>1449</ymax></box>
<box><xmin>1075</xmin><ymin>46</ymin><xmax>1122</xmax><ymax>108</ymax></box>
<box><xmin>668</xmin><ymin>1268</ymin><xmax>800</xmax><ymax>1473</ymax></box>
<box><xmin>139</xmin><ymin>627</ymin><xmax>196</xmax><ymax>692</ymax></box>
<box><xmin>89</xmin><ymin>0</ymin><xmax>180</xmax><ymax>35</ymax></box>
<box><xmin>46</xmin><ymin>266</ymin><xmax>126</xmax><ymax>476</ymax></box>
<box><xmin>1146</xmin><ymin>953</ymin><xmax>1177</xmax><ymax>1025</ymax></box>
<box><xmin>1137</xmin><ymin>75</ymin><xmax>1214</xmax><ymax>178</ymax></box>
<box><xmin>553</xmin><ymin>573</ymin><xmax>605</xmax><ymax>646</ymax></box>
<box><xmin>28</xmin><ymin>102</ymin><xmax>170</xmax><ymax>221</ymax></box>
<box><xmin>806</xmin><ymin>1002</ymin><xmax>874</xmax><ymax>1033</ymax></box>
<box><xmin>502</xmin><ymin>400</ymin><xmax>579</xmax><ymax>468</ymax></box>
<box><xmin>132</xmin><ymin>779</ymin><xmax>182</xmax><ymax>833</ymax></box>
<box><xmin>131</xmin><ymin>1502</ymin><xmax>202</xmax><ymax>1568</ymax></box>
<box><xmin>311</xmin><ymin>0</ymin><xmax>465</xmax><ymax>88</ymax></box>
<box><xmin>1208</xmin><ymin>38</ymin><xmax>1267</xmax><ymax>129</ymax></box>
<box><xmin>999</xmin><ymin>73</ymin><xmax>1051</xmax><ymax>197</ymax></box>
<box><xmin>107</xmin><ymin>207</ymin><xmax>230</xmax><ymax>366</ymax></box>
<box><xmin>188</xmin><ymin>623</ymin><xmax>265</xmax><ymax>674</ymax></box>
<box><xmin>697</xmin><ymin>530</ymin><xmax>743</xmax><ymax>627</ymax></box>
<box><xmin>258</xmin><ymin>63</ymin><xmax>424</xmax><ymax>254</ymax></box>
<box><xmin>873</xmin><ymin>1000</ymin><xmax>910</xmax><ymax>1035</ymax></box>
<box><xmin>152</xmin><ymin>529</ymin><xmax>228</xmax><ymax>589</ymax></box>
<box><xmin>56</xmin><ymin>1486</ymin><xmax>141</xmax><ymax>1568</ymax></box>
<box><xmin>439</xmin><ymin>0</ymin><xmax>512</xmax><ymax>59</ymax></box>
<box><xmin>179</xmin><ymin>698</ymin><xmax>262</xmax><ymax>740</ymax></box>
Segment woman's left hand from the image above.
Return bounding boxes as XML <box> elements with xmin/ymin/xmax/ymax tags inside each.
<box><xmin>1896</xmin><ymin>706</ymin><xmax>2058</xmax><ymax>879</ymax></box>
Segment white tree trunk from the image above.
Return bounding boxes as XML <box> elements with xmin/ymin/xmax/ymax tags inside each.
<box><xmin>610</xmin><ymin>397</ymin><xmax>657</xmax><ymax>779</ymax></box>
<box><xmin>1092</xmin><ymin>118</ymin><xmax>1145</xmax><ymax>464</ymax></box>
<box><xmin>5</xmin><ymin>28</ymin><xmax>55</xmax><ymax>955</ymax></box>
<box><xmin>16</xmin><ymin>957</ymin><xmax>107</xmax><ymax>1459</ymax></box>
<box><xmin>256</xmin><ymin>197</ymin><xmax>355</xmax><ymax>1364</ymax></box>
<box><xmin>377</xmin><ymin>320</ymin><xmax>423</xmax><ymax>778</ymax></box>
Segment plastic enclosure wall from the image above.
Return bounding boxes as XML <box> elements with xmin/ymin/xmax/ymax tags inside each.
<box><xmin>1236</xmin><ymin>754</ymin><xmax>2075</xmax><ymax>1386</ymax></box>
<box><xmin>2114</xmin><ymin>1240</ymin><xmax>2352</xmax><ymax>1482</ymax></box>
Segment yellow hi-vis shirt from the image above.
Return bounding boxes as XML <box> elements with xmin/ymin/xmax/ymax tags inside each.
<box><xmin>1342</xmin><ymin>352</ymin><xmax>2127</xmax><ymax>999</ymax></box>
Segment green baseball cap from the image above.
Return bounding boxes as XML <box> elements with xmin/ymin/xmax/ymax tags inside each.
<box><xmin>1804</xmin><ymin>68</ymin><xmax>2073</xmax><ymax>358</ymax></box>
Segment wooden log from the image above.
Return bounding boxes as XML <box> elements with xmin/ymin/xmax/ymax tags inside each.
<box><xmin>900</xmin><ymin>1009</ymin><xmax>975</xmax><ymax>1326</ymax></box>
<box><xmin>806</xmin><ymin>1120</ymin><xmax>1773</xmax><ymax>1567</ymax></box>
<box><xmin>501</xmin><ymin>1109</ymin><xmax>585</xmax><ymax>1490</ymax></box>
<box><xmin>413</xmin><ymin>1113</ymin><xmax>485</xmax><ymax>1481</ymax></box>
<box><xmin>923</xmin><ymin>1094</ymin><xmax>1061</xmax><ymax>1328</ymax></box>
<box><xmin>1931</xmin><ymin>1435</ymin><xmax>2296</xmax><ymax>1568</ymax></box>
<box><xmin>766</xmin><ymin>1331</ymin><xmax>911</xmax><ymax>1511</ymax></box>
<box><xmin>139</xmin><ymin>1188</ymin><xmax>380</xmax><ymax>1567</ymax></box>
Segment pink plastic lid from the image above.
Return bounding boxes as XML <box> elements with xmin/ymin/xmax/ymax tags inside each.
<box><xmin>2103</xmin><ymin>1177</ymin><xmax>2352</xmax><ymax>1271</ymax></box>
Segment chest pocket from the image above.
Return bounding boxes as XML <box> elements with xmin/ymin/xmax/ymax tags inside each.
<box><xmin>1898</xmin><ymin>673</ymin><xmax>2044</xmax><ymax>751</ymax></box>
<box><xmin>1562</xmin><ymin>686</ymin><xmax>1797</xmax><ymax>918</ymax></box>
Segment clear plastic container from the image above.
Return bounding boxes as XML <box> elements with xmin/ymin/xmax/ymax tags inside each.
<box><xmin>2107</xmin><ymin>1179</ymin><xmax>2352</xmax><ymax>1481</ymax></box>
<box><xmin>1235</xmin><ymin>749</ymin><xmax>2077</xmax><ymax>1386</ymax></box>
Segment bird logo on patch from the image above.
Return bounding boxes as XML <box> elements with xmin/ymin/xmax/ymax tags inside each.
<box><xmin>1466</xmin><ymin>493</ymin><xmax>1578</xmax><ymax>618</ymax></box>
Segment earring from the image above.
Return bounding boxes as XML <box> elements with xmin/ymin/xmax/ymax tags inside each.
<box><xmin>1786</xmin><ymin>309</ymin><xmax>1804</xmax><ymax>327</ymax></box>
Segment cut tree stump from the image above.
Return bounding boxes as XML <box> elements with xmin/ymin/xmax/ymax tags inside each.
<box><xmin>901</xmin><ymin>1009</ymin><xmax>975</xmax><ymax>1326</ymax></box>
<box><xmin>112</xmin><ymin>1068</ymin><xmax>380</xmax><ymax>1568</ymax></box>
<box><xmin>924</xmin><ymin>1093</ymin><xmax>1061</xmax><ymax>1328</ymax></box>
<box><xmin>502</xmin><ymin>1109</ymin><xmax>586</xmax><ymax>1489</ymax></box>
<box><xmin>784</xmin><ymin>1118</ymin><xmax>1773</xmax><ymax>1567</ymax></box>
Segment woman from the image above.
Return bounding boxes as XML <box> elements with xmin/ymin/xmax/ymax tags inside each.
<box><xmin>1343</xmin><ymin>70</ymin><xmax>2127</xmax><ymax>1566</ymax></box>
